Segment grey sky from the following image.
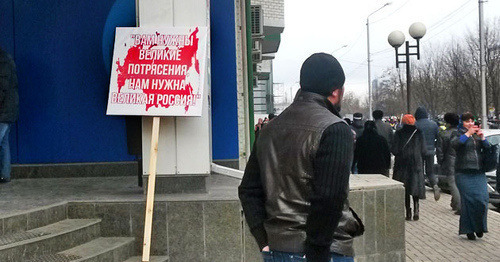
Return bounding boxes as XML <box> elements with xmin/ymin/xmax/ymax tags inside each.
<box><xmin>273</xmin><ymin>0</ymin><xmax>500</xmax><ymax>100</ymax></box>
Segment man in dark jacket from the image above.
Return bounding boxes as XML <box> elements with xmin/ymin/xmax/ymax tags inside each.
<box><xmin>353</xmin><ymin>121</ymin><xmax>391</xmax><ymax>176</ymax></box>
<box><xmin>0</xmin><ymin>47</ymin><xmax>19</xmax><ymax>183</ymax></box>
<box><xmin>239</xmin><ymin>53</ymin><xmax>363</xmax><ymax>262</ymax></box>
<box><xmin>351</xmin><ymin>112</ymin><xmax>364</xmax><ymax>139</ymax></box>
<box><xmin>415</xmin><ymin>106</ymin><xmax>440</xmax><ymax>201</ymax></box>
<box><xmin>436</xmin><ymin>113</ymin><xmax>460</xmax><ymax>214</ymax></box>
<box><xmin>372</xmin><ymin>110</ymin><xmax>394</xmax><ymax>148</ymax></box>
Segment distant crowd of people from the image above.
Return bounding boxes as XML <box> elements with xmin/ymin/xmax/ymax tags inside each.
<box><xmin>346</xmin><ymin>107</ymin><xmax>490</xmax><ymax>241</ymax></box>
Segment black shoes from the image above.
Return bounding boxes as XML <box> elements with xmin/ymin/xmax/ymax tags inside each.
<box><xmin>0</xmin><ymin>177</ymin><xmax>11</xmax><ymax>183</ymax></box>
<box><xmin>467</xmin><ymin>233</ymin><xmax>476</xmax><ymax>240</ymax></box>
<box><xmin>413</xmin><ymin>200</ymin><xmax>420</xmax><ymax>221</ymax></box>
<box><xmin>466</xmin><ymin>232</ymin><xmax>484</xmax><ymax>240</ymax></box>
<box><xmin>406</xmin><ymin>208</ymin><xmax>412</xmax><ymax>221</ymax></box>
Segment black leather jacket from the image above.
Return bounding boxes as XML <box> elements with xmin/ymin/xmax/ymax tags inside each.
<box><xmin>255</xmin><ymin>91</ymin><xmax>363</xmax><ymax>256</ymax></box>
<box><xmin>451</xmin><ymin>128</ymin><xmax>490</xmax><ymax>171</ymax></box>
<box><xmin>436</xmin><ymin>126</ymin><xmax>457</xmax><ymax>176</ymax></box>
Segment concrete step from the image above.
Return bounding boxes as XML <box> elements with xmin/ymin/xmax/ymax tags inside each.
<box><xmin>123</xmin><ymin>255</ymin><xmax>169</xmax><ymax>262</ymax></box>
<box><xmin>0</xmin><ymin>202</ymin><xmax>67</xmax><ymax>236</ymax></box>
<box><xmin>28</xmin><ymin>237</ymin><xmax>135</xmax><ymax>262</ymax></box>
<box><xmin>0</xmin><ymin>219</ymin><xmax>101</xmax><ymax>262</ymax></box>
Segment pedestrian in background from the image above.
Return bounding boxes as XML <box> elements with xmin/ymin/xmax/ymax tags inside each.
<box><xmin>392</xmin><ymin>114</ymin><xmax>426</xmax><ymax>221</ymax></box>
<box><xmin>353</xmin><ymin>121</ymin><xmax>391</xmax><ymax>176</ymax></box>
<box><xmin>451</xmin><ymin>112</ymin><xmax>490</xmax><ymax>240</ymax></box>
<box><xmin>239</xmin><ymin>53</ymin><xmax>364</xmax><ymax>262</ymax></box>
<box><xmin>373</xmin><ymin>110</ymin><xmax>394</xmax><ymax>148</ymax></box>
<box><xmin>0</xmin><ymin>47</ymin><xmax>19</xmax><ymax>184</ymax></box>
<box><xmin>255</xmin><ymin>118</ymin><xmax>264</xmax><ymax>139</ymax></box>
<box><xmin>351</xmin><ymin>112</ymin><xmax>364</xmax><ymax>139</ymax></box>
<box><xmin>350</xmin><ymin>112</ymin><xmax>364</xmax><ymax>174</ymax></box>
<box><xmin>436</xmin><ymin>113</ymin><xmax>460</xmax><ymax>214</ymax></box>
<box><xmin>415</xmin><ymin>106</ymin><xmax>441</xmax><ymax>201</ymax></box>
<box><xmin>344</xmin><ymin>117</ymin><xmax>357</xmax><ymax>142</ymax></box>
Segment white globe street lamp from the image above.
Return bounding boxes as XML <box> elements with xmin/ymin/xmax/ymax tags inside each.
<box><xmin>388</xmin><ymin>22</ymin><xmax>426</xmax><ymax>113</ymax></box>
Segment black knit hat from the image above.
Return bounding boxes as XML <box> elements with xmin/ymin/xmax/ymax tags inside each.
<box><xmin>372</xmin><ymin>110</ymin><xmax>384</xmax><ymax>120</ymax></box>
<box><xmin>444</xmin><ymin>112</ymin><xmax>459</xmax><ymax>126</ymax></box>
<box><xmin>300</xmin><ymin>53</ymin><xmax>345</xmax><ymax>96</ymax></box>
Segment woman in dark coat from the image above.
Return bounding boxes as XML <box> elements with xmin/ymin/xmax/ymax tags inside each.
<box><xmin>451</xmin><ymin>112</ymin><xmax>490</xmax><ymax>240</ymax></box>
<box><xmin>391</xmin><ymin>114</ymin><xmax>426</xmax><ymax>221</ymax></box>
<box><xmin>353</xmin><ymin>121</ymin><xmax>391</xmax><ymax>176</ymax></box>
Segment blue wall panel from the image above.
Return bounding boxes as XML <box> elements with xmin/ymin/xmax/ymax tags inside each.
<box><xmin>13</xmin><ymin>0</ymin><xmax>135</xmax><ymax>163</ymax></box>
<box><xmin>210</xmin><ymin>0</ymin><xmax>239</xmax><ymax>160</ymax></box>
<box><xmin>3</xmin><ymin>0</ymin><xmax>237</xmax><ymax>164</ymax></box>
<box><xmin>0</xmin><ymin>1</ymin><xmax>18</xmax><ymax>163</ymax></box>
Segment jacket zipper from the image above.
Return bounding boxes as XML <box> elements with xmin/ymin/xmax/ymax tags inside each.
<box><xmin>473</xmin><ymin>138</ymin><xmax>479</xmax><ymax>168</ymax></box>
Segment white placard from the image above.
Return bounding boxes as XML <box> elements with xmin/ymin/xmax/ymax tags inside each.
<box><xmin>106</xmin><ymin>26</ymin><xmax>208</xmax><ymax>116</ymax></box>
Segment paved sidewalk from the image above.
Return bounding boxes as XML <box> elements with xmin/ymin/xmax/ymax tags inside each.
<box><xmin>406</xmin><ymin>189</ymin><xmax>500</xmax><ymax>261</ymax></box>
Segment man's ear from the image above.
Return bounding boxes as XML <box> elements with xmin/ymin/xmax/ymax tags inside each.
<box><xmin>328</xmin><ymin>87</ymin><xmax>343</xmax><ymax>103</ymax></box>
<box><xmin>331</xmin><ymin>88</ymin><xmax>341</xmax><ymax>99</ymax></box>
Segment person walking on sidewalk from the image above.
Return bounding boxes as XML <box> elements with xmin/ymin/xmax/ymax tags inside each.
<box><xmin>415</xmin><ymin>106</ymin><xmax>441</xmax><ymax>201</ymax></box>
<box><xmin>451</xmin><ymin>112</ymin><xmax>490</xmax><ymax>240</ymax></box>
<box><xmin>391</xmin><ymin>114</ymin><xmax>426</xmax><ymax>221</ymax></box>
<box><xmin>239</xmin><ymin>53</ymin><xmax>364</xmax><ymax>262</ymax></box>
<box><xmin>353</xmin><ymin>121</ymin><xmax>391</xmax><ymax>176</ymax></box>
<box><xmin>436</xmin><ymin>113</ymin><xmax>461</xmax><ymax>214</ymax></box>
<box><xmin>373</xmin><ymin>109</ymin><xmax>394</xmax><ymax>148</ymax></box>
<box><xmin>0</xmin><ymin>47</ymin><xmax>19</xmax><ymax>184</ymax></box>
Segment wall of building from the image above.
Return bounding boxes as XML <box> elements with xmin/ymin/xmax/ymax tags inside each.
<box><xmin>234</xmin><ymin>0</ymin><xmax>251</xmax><ymax>170</ymax></box>
<box><xmin>0</xmin><ymin>0</ymin><xmax>241</xmax><ymax>168</ymax></box>
<box><xmin>1</xmin><ymin>0</ymin><xmax>135</xmax><ymax>164</ymax></box>
<box><xmin>210</xmin><ymin>0</ymin><xmax>240</xmax><ymax>161</ymax></box>
<box><xmin>251</xmin><ymin>0</ymin><xmax>284</xmax><ymax>21</ymax></box>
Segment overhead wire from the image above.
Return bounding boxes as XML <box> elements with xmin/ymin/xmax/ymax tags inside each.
<box><xmin>370</xmin><ymin>0</ymin><xmax>476</xmax><ymax>59</ymax></box>
<box><xmin>340</xmin><ymin>0</ymin><xmax>479</xmax><ymax>79</ymax></box>
<box><xmin>370</xmin><ymin>0</ymin><xmax>411</xmax><ymax>24</ymax></box>
<box><xmin>423</xmin><ymin>6</ymin><xmax>477</xmax><ymax>42</ymax></box>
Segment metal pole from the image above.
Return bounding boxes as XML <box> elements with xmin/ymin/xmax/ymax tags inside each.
<box><xmin>367</xmin><ymin>17</ymin><xmax>373</xmax><ymax>119</ymax></box>
<box><xmin>366</xmin><ymin>2</ymin><xmax>391</xmax><ymax>120</ymax></box>
<box><xmin>406</xmin><ymin>41</ymin><xmax>411</xmax><ymax>114</ymax></box>
<box><xmin>479</xmin><ymin>0</ymin><xmax>488</xmax><ymax>128</ymax></box>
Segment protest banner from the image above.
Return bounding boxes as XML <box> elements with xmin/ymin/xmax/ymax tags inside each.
<box><xmin>106</xmin><ymin>26</ymin><xmax>208</xmax><ymax>262</ymax></box>
<box><xmin>107</xmin><ymin>26</ymin><xmax>208</xmax><ymax>116</ymax></box>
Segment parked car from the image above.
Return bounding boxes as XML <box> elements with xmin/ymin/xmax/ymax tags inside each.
<box><xmin>435</xmin><ymin>129</ymin><xmax>500</xmax><ymax>208</ymax></box>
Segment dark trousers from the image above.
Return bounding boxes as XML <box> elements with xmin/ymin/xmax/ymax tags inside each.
<box><xmin>424</xmin><ymin>154</ymin><xmax>437</xmax><ymax>187</ymax></box>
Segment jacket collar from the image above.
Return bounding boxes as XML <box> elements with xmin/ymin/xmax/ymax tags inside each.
<box><xmin>293</xmin><ymin>89</ymin><xmax>341</xmax><ymax>117</ymax></box>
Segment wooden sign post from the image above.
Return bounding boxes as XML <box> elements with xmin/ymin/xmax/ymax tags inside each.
<box><xmin>142</xmin><ymin>116</ymin><xmax>160</xmax><ymax>262</ymax></box>
<box><xmin>106</xmin><ymin>27</ymin><xmax>208</xmax><ymax>262</ymax></box>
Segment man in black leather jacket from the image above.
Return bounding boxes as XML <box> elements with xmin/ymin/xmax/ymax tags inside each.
<box><xmin>239</xmin><ymin>53</ymin><xmax>363</xmax><ymax>262</ymax></box>
<box><xmin>436</xmin><ymin>113</ymin><xmax>460</xmax><ymax>213</ymax></box>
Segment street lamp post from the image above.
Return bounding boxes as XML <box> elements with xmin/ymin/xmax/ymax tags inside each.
<box><xmin>367</xmin><ymin>2</ymin><xmax>391</xmax><ymax>120</ymax></box>
<box><xmin>388</xmin><ymin>22</ymin><xmax>426</xmax><ymax>114</ymax></box>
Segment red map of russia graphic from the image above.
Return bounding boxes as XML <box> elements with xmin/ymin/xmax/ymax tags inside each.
<box><xmin>115</xmin><ymin>27</ymin><xmax>201</xmax><ymax>112</ymax></box>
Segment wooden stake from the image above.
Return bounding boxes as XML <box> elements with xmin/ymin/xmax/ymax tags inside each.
<box><xmin>142</xmin><ymin>116</ymin><xmax>160</xmax><ymax>262</ymax></box>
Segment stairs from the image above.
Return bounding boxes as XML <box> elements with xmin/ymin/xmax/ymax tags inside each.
<box><xmin>0</xmin><ymin>204</ymin><xmax>168</xmax><ymax>262</ymax></box>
